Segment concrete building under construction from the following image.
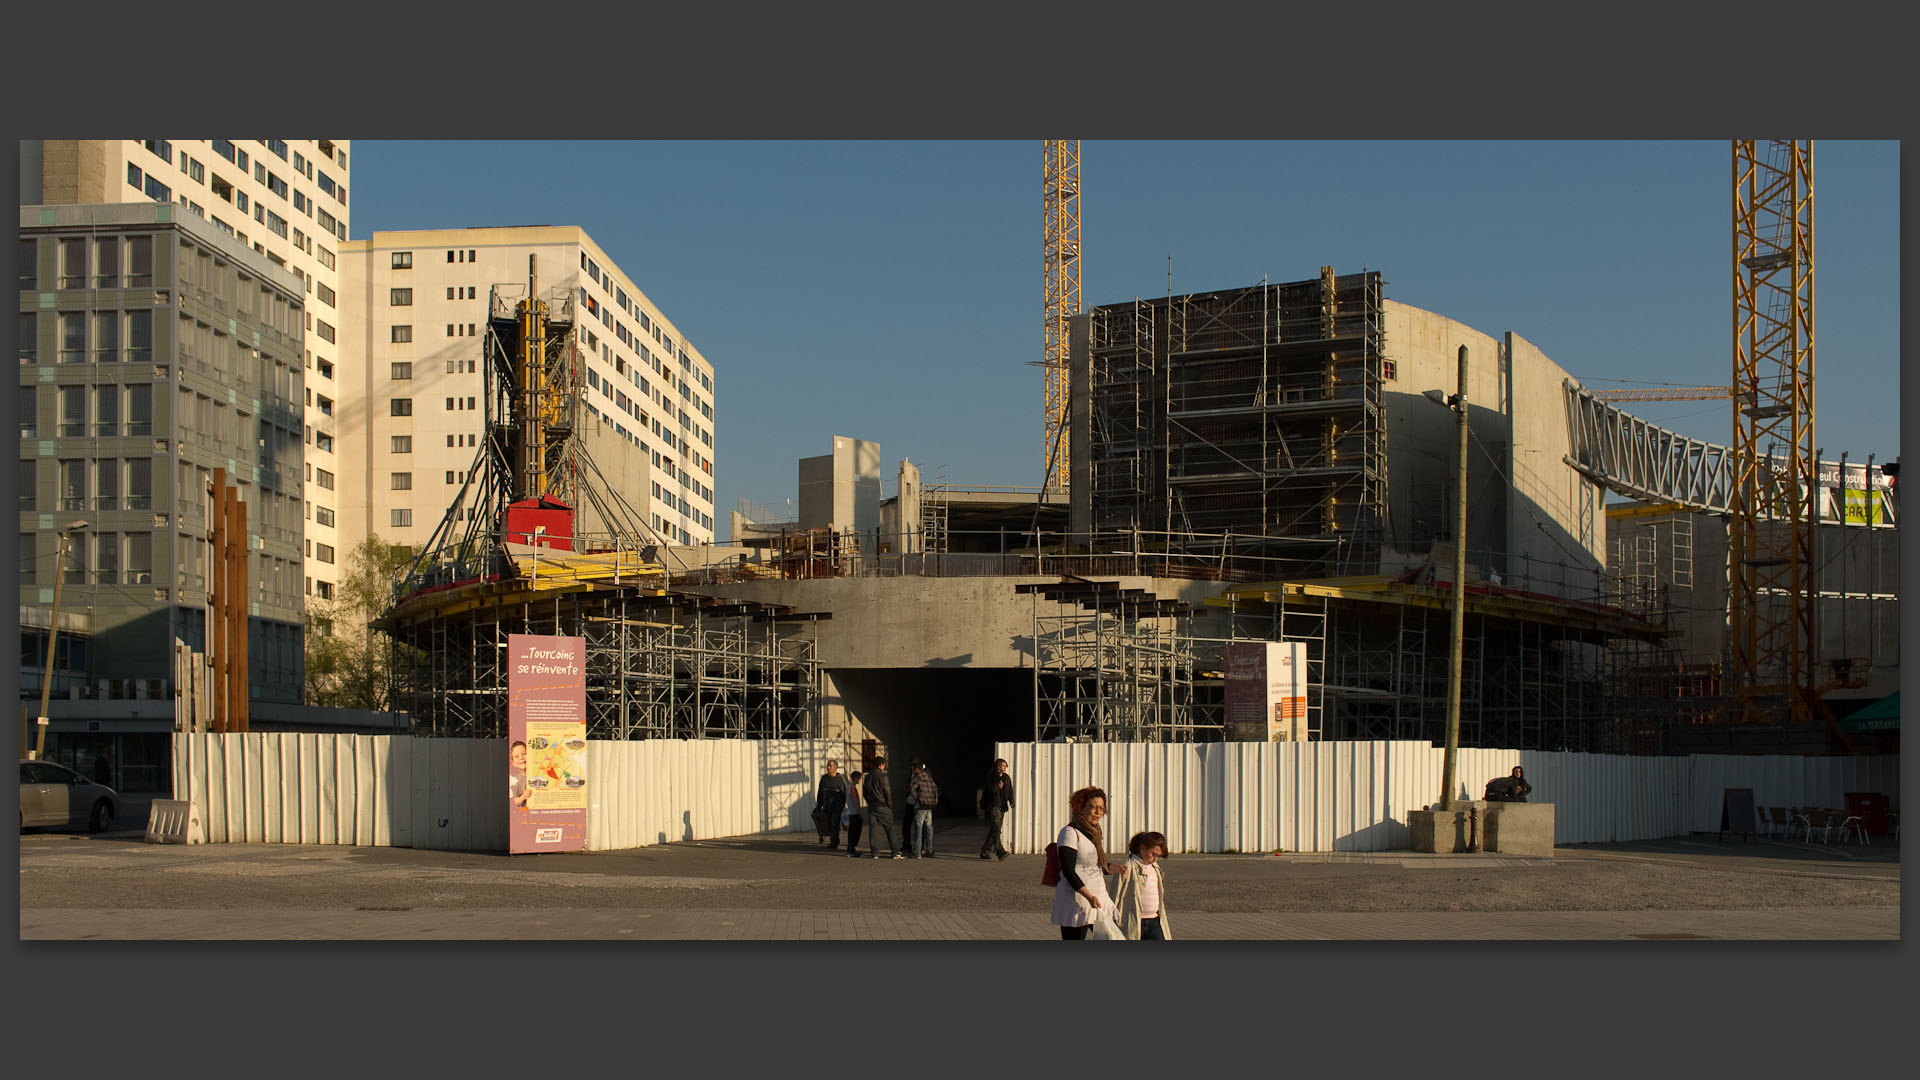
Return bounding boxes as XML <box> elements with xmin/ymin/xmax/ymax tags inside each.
<box><xmin>373</xmin><ymin>261</ymin><xmax>1893</xmax><ymax>791</ymax></box>
<box><xmin>376</xmin><ymin>258</ymin><xmax>824</xmax><ymax>743</ymax></box>
<box><xmin>715</xmin><ymin>267</ymin><xmax>1894</xmax><ymax>782</ymax></box>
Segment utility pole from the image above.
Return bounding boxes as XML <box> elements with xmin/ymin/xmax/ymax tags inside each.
<box><xmin>33</xmin><ymin>522</ymin><xmax>88</xmax><ymax>760</ymax></box>
<box><xmin>1437</xmin><ymin>346</ymin><xmax>1470</xmax><ymax>810</ymax></box>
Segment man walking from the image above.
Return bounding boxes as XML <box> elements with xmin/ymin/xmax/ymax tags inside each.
<box><xmin>862</xmin><ymin>758</ymin><xmax>902</xmax><ymax>859</ymax></box>
<box><xmin>816</xmin><ymin>759</ymin><xmax>849</xmax><ymax>849</ymax></box>
<box><xmin>908</xmin><ymin>760</ymin><xmax>940</xmax><ymax>858</ymax></box>
<box><xmin>979</xmin><ymin>757</ymin><xmax>1014</xmax><ymax>860</ymax></box>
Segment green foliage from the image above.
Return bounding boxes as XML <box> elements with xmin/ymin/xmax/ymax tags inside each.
<box><xmin>304</xmin><ymin>535</ymin><xmax>415</xmax><ymax>711</ymax></box>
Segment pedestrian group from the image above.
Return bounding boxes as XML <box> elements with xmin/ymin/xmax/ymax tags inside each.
<box><xmin>814</xmin><ymin>756</ymin><xmax>1172</xmax><ymax>940</ymax></box>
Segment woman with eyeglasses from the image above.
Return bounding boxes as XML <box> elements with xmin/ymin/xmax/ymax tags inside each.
<box><xmin>1050</xmin><ymin>785</ymin><xmax>1129</xmax><ymax>940</ymax></box>
<box><xmin>1111</xmin><ymin>831</ymin><xmax>1173</xmax><ymax>940</ymax></box>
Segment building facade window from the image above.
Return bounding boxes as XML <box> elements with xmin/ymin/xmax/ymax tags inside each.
<box><xmin>391</xmin><ymin>362</ymin><xmax>412</xmax><ymax>380</ymax></box>
<box><xmin>390</xmin><ymin>472</ymin><xmax>412</xmax><ymax>490</ymax></box>
<box><xmin>390</xmin><ymin>509</ymin><xmax>412</xmax><ymax>528</ymax></box>
<box><xmin>390</xmin><ymin>325</ymin><xmax>411</xmax><ymax>343</ymax></box>
<box><xmin>390</xmin><ymin>397</ymin><xmax>412</xmax><ymax>416</ymax></box>
<box><xmin>390</xmin><ymin>288</ymin><xmax>412</xmax><ymax>306</ymax></box>
<box><xmin>391</xmin><ymin>250</ymin><xmax>412</xmax><ymax>269</ymax></box>
<box><xmin>391</xmin><ymin>435</ymin><xmax>412</xmax><ymax>453</ymax></box>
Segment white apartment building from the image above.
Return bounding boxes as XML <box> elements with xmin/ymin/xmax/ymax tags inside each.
<box><xmin>337</xmin><ymin>227</ymin><xmax>717</xmax><ymax>558</ymax></box>
<box><xmin>24</xmin><ymin>139</ymin><xmax>352</xmax><ymax>603</ymax></box>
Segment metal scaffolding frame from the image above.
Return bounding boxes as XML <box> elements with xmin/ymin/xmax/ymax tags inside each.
<box><xmin>386</xmin><ymin>587</ymin><xmax>826</xmax><ymax>741</ymax></box>
<box><xmin>1021</xmin><ymin>578</ymin><xmax>1206</xmax><ymax>743</ymax></box>
<box><xmin>1216</xmin><ymin>582</ymin><xmax>1638</xmax><ymax>754</ymax></box>
<box><xmin>1085</xmin><ymin>271</ymin><xmax>1388</xmax><ymax>578</ymax></box>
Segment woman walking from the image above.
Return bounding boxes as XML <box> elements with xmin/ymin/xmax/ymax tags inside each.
<box><xmin>1112</xmin><ymin>831</ymin><xmax>1173</xmax><ymax>940</ymax></box>
<box><xmin>1050</xmin><ymin>786</ymin><xmax>1129</xmax><ymax>939</ymax></box>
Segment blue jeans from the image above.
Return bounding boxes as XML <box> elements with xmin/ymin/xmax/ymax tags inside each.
<box><xmin>1139</xmin><ymin>916</ymin><xmax>1165</xmax><ymax>940</ymax></box>
<box><xmin>911</xmin><ymin>809</ymin><xmax>934</xmax><ymax>854</ymax></box>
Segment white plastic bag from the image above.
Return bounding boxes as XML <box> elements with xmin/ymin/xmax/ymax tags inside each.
<box><xmin>1087</xmin><ymin>910</ymin><xmax>1125</xmax><ymax>941</ymax></box>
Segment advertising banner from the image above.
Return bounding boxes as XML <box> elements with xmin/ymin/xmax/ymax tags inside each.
<box><xmin>508</xmin><ymin>633</ymin><xmax>588</xmax><ymax>854</ymax></box>
<box><xmin>1223</xmin><ymin>641</ymin><xmax>1308</xmax><ymax>741</ymax></box>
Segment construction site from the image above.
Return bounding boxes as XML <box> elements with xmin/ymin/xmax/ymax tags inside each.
<box><xmin>374</xmin><ymin>257</ymin><xmax>828</xmax><ymax>742</ymax></box>
<box><xmin>365</xmin><ymin>140</ymin><xmax>1896</xmax><ymax>791</ymax></box>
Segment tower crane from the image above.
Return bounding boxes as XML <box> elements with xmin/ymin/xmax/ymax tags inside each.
<box><xmin>1589</xmin><ymin>386</ymin><xmax>1732</xmax><ymax>403</ymax></box>
<box><xmin>1042</xmin><ymin>140</ymin><xmax>1081</xmax><ymax>494</ymax></box>
<box><xmin>1729</xmin><ymin>139</ymin><xmax>1818</xmax><ymax>729</ymax></box>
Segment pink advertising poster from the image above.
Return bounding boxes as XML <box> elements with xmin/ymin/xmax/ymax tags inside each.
<box><xmin>508</xmin><ymin>633</ymin><xmax>588</xmax><ymax>854</ymax></box>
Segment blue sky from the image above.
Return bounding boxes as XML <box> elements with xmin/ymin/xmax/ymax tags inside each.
<box><xmin>352</xmin><ymin>141</ymin><xmax>1900</xmax><ymax>540</ymax></box>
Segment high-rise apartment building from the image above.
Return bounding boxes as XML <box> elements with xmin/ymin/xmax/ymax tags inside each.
<box><xmin>25</xmin><ymin>139</ymin><xmax>351</xmax><ymax>603</ymax></box>
<box><xmin>337</xmin><ymin>227</ymin><xmax>716</xmax><ymax>558</ymax></box>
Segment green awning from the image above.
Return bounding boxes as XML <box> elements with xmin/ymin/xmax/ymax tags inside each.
<box><xmin>1840</xmin><ymin>692</ymin><xmax>1899</xmax><ymax>733</ymax></box>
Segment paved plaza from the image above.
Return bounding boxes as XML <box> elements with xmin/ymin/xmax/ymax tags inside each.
<box><xmin>17</xmin><ymin>804</ymin><xmax>1901</xmax><ymax>941</ymax></box>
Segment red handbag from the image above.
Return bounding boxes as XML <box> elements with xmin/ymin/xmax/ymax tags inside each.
<box><xmin>1040</xmin><ymin>842</ymin><xmax>1061</xmax><ymax>886</ymax></box>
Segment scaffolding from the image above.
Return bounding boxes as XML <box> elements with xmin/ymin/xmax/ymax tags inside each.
<box><xmin>386</xmin><ymin>586</ymin><xmax>826</xmax><ymax>740</ymax></box>
<box><xmin>1022</xmin><ymin>577</ymin><xmax>1207</xmax><ymax>742</ymax></box>
<box><xmin>1085</xmin><ymin>270</ymin><xmax>1388</xmax><ymax>578</ymax></box>
<box><xmin>377</xmin><ymin>256</ymin><xmax>830</xmax><ymax>741</ymax></box>
<box><xmin>1212</xmin><ymin>578</ymin><xmax>1649</xmax><ymax>754</ymax></box>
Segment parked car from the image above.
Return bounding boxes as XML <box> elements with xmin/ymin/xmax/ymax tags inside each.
<box><xmin>19</xmin><ymin>760</ymin><xmax>118</xmax><ymax>832</ymax></box>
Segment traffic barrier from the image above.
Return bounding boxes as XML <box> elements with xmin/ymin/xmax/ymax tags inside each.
<box><xmin>145</xmin><ymin>799</ymin><xmax>202</xmax><ymax>844</ymax></box>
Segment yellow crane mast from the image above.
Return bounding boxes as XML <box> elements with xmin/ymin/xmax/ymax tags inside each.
<box><xmin>1729</xmin><ymin>139</ymin><xmax>1817</xmax><ymax>728</ymax></box>
<box><xmin>1042</xmin><ymin>140</ymin><xmax>1081</xmax><ymax>494</ymax></box>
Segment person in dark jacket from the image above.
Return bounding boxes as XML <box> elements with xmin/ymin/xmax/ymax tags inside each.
<box><xmin>1485</xmin><ymin>765</ymin><xmax>1533</xmax><ymax>802</ymax></box>
<box><xmin>815</xmin><ymin>759</ymin><xmax>849</xmax><ymax>849</ymax></box>
<box><xmin>862</xmin><ymin>758</ymin><xmax>902</xmax><ymax>859</ymax></box>
<box><xmin>979</xmin><ymin>758</ymin><xmax>1015</xmax><ymax>860</ymax></box>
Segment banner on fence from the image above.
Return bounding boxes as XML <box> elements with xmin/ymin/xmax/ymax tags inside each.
<box><xmin>1224</xmin><ymin>641</ymin><xmax>1307</xmax><ymax>741</ymax></box>
<box><xmin>509</xmin><ymin>634</ymin><xmax>588</xmax><ymax>854</ymax></box>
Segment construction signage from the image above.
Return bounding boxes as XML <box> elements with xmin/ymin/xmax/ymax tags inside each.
<box><xmin>1223</xmin><ymin>641</ymin><xmax>1308</xmax><ymax>742</ymax></box>
<box><xmin>508</xmin><ymin>633</ymin><xmax>588</xmax><ymax>854</ymax></box>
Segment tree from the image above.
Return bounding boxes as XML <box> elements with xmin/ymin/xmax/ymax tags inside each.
<box><xmin>304</xmin><ymin>535</ymin><xmax>415</xmax><ymax>711</ymax></box>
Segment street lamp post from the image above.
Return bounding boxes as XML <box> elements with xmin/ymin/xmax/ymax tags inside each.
<box><xmin>1425</xmin><ymin>346</ymin><xmax>1470</xmax><ymax>812</ymax></box>
<box><xmin>33</xmin><ymin>521</ymin><xmax>89</xmax><ymax>761</ymax></box>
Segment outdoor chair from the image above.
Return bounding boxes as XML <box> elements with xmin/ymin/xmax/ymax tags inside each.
<box><xmin>1789</xmin><ymin>808</ymin><xmax>1814</xmax><ymax>842</ymax></box>
<box><xmin>1767</xmin><ymin>806</ymin><xmax>1791</xmax><ymax>839</ymax></box>
<box><xmin>1836</xmin><ymin>812</ymin><xmax>1868</xmax><ymax>845</ymax></box>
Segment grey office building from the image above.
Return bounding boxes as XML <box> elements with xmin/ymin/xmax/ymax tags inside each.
<box><xmin>19</xmin><ymin>202</ymin><xmax>307</xmax><ymax>786</ymax></box>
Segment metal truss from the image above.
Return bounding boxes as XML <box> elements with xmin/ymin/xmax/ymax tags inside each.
<box><xmin>1730</xmin><ymin>138</ymin><xmax>1817</xmax><ymax>726</ymax></box>
<box><xmin>1562</xmin><ymin>380</ymin><xmax>1736</xmax><ymax>513</ymax></box>
<box><xmin>1042</xmin><ymin>139</ymin><xmax>1081</xmax><ymax>495</ymax></box>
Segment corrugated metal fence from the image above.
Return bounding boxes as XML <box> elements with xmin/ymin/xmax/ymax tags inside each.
<box><xmin>996</xmin><ymin>741</ymin><xmax>1899</xmax><ymax>854</ymax></box>
<box><xmin>173</xmin><ymin>733</ymin><xmax>1895</xmax><ymax>854</ymax></box>
<box><xmin>173</xmin><ymin>733</ymin><xmax>834</xmax><ymax>852</ymax></box>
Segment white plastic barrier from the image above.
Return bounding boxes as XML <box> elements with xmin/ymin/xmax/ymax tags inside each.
<box><xmin>144</xmin><ymin>799</ymin><xmax>203</xmax><ymax>844</ymax></box>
